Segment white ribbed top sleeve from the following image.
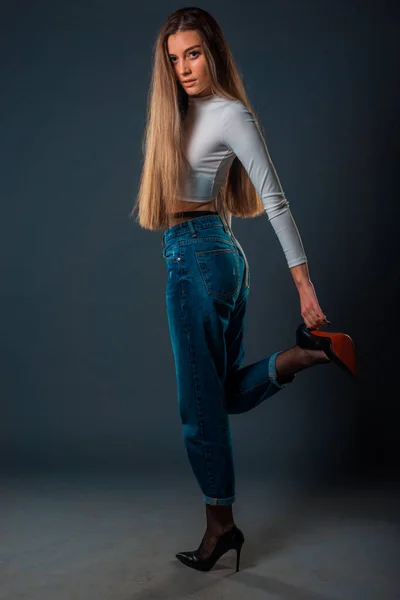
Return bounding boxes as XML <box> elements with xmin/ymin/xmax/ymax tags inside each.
<box><xmin>221</xmin><ymin>101</ymin><xmax>307</xmax><ymax>267</ymax></box>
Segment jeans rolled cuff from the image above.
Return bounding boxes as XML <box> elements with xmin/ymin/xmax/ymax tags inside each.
<box><xmin>268</xmin><ymin>350</ymin><xmax>293</xmax><ymax>389</ymax></box>
<box><xmin>203</xmin><ymin>493</ymin><xmax>236</xmax><ymax>506</ymax></box>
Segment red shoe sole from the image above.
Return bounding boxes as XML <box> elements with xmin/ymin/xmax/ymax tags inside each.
<box><xmin>310</xmin><ymin>330</ymin><xmax>357</xmax><ymax>376</ymax></box>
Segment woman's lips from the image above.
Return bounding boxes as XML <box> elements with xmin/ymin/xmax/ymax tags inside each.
<box><xmin>183</xmin><ymin>80</ymin><xmax>196</xmax><ymax>87</ymax></box>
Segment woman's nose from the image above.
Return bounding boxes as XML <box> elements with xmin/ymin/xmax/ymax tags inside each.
<box><xmin>179</xmin><ymin>60</ymin><xmax>191</xmax><ymax>76</ymax></box>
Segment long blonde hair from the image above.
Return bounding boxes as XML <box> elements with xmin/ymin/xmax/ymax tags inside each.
<box><xmin>131</xmin><ymin>7</ymin><xmax>265</xmax><ymax>230</ymax></box>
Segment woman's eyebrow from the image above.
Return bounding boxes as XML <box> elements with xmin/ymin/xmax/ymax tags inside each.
<box><xmin>168</xmin><ymin>44</ymin><xmax>201</xmax><ymax>57</ymax></box>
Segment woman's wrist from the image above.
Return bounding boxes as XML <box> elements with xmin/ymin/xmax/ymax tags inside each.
<box><xmin>289</xmin><ymin>262</ymin><xmax>312</xmax><ymax>289</ymax></box>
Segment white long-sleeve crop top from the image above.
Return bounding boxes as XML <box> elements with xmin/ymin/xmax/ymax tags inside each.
<box><xmin>182</xmin><ymin>93</ymin><xmax>307</xmax><ymax>268</ymax></box>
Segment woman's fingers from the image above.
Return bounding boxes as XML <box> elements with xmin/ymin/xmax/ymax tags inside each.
<box><xmin>303</xmin><ymin>310</ymin><xmax>331</xmax><ymax>329</ymax></box>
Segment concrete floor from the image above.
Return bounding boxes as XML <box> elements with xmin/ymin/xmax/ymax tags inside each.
<box><xmin>0</xmin><ymin>472</ymin><xmax>399</xmax><ymax>600</ymax></box>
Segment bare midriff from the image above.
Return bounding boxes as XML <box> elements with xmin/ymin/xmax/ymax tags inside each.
<box><xmin>167</xmin><ymin>199</ymin><xmax>217</xmax><ymax>226</ymax></box>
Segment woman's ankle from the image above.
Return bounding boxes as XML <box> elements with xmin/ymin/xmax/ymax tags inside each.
<box><xmin>275</xmin><ymin>345</ymin><xmax>329</xmax><ymax>380</ymax></box>
<box><xmin>206</xmin><ymin>520</ymin><xmax>235</xmax><ymax>536</ymax></box>
<box><xmin>205</xmin><ymin>504</ymin><xmax>234</xmax><ymax>534</ymax></box>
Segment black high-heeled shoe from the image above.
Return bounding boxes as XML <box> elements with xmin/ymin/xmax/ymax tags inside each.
<box><xmin>176</xmin><ymin>524</ymin><xmax>245</xmax><ymax>572</ymax></box>
<box><xmin>296</xmin><ymin>323</ymin><xmax>357</xmax><ymax>376</ymax></box>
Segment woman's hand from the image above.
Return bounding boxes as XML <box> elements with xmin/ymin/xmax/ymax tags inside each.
<box><xmin>298</xmin><ymin>280</ymin><xmax>330</xmax><ymax>329</ymax></box>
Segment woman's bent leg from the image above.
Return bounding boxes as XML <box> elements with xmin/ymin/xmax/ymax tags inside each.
<box><xmin>224</xmin><ymin>287</ymin><xmax>293</xmax><ymax>415</ymax></box>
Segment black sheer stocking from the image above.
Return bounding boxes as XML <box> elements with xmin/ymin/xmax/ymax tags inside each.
<box><xmin>196</xmin><ymin>504</ymin><xmax>235</xmax><ymax>559</ymax></box>
<box><xmin>275</xmin><ymin>344</ymin><xmax>329</xmax><ymax>384</ymax></box>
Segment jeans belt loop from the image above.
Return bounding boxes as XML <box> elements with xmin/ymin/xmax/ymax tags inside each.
<box><xmin>188</xmin><ymin>219</ymin><xmax>197</xmax><ymax>237</ymax></box>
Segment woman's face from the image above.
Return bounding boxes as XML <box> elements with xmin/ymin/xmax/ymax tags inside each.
<box><xmin>167</xmin><ymin>30</ymin><xmax>212</xmax><ymax>97</ymax></box>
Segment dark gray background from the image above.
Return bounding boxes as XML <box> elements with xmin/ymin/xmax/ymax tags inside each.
<box><xmin>1</xmin><ymin>1</ymin><xmax>398</xmax><ymax>485</ymax></box>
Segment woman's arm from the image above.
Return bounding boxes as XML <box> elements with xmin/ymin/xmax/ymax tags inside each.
<box><xmin>221</xmin><ymin>101</ymin><xmax>329</xmax><ymax>328</ymax></box>
<box><xmin>221</xmin><ymin>101</ymin><xmax>307</xmax><ymax>269</ymax></box>
<box><xmin>290</xmin><ymin>262</ymin><xmax>311</xmax><ymax>289</ymax></box>
<box><xmin>290</xmin><ymin>263</ymin><xmax>329</xmax><ymax>328</ymax></box>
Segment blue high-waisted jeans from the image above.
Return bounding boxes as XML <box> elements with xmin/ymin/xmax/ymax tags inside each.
<box><xmin>162</xmin><ymin>215</ymin><xmax>293</xmax><ymax>506</ymax></box>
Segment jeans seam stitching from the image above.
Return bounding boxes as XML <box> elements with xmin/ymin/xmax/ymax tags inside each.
<box><xmin>180</xmin><ymin>287</ymin><xmax>217</xmax><ymax>496</ymax></box>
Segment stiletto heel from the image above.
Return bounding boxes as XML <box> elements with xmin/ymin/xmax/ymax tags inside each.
<box><xmin>296</xmin><ymin>323</ymin><xmax>357</xmax><ymax>376</ymax></box>
<box><xmin>176</xmin><ymin>524</ymin><xmax>245</xmax><ymax>572</ymax></box>
<box><xmin>235</xmin><ymin>544</ymin><xmax>242</xmax><ymax>572</ymax></box>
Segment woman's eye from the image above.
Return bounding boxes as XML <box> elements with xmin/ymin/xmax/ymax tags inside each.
<box><xmin>170</xmin><ymin>51</ymin><xmax>200</xmax><ymax>63</ymax></box>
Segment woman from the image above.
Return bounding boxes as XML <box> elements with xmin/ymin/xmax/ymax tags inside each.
<box><xmin>131</xmin><ymin>7</ymin><xmax>356</xmax><ymax>573</ymax></box>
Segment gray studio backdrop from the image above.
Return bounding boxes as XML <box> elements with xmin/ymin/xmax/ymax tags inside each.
<box><xmin>1</xmin><ymin>1</ymin><xmax>397</xmax><ymax>481</ymax></box>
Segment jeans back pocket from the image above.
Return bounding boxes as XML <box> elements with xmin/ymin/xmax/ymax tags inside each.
<box><xmin>195</xmin><ymin>246</ymin><xmax>240</xmax><ymax>299</ymax></box>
